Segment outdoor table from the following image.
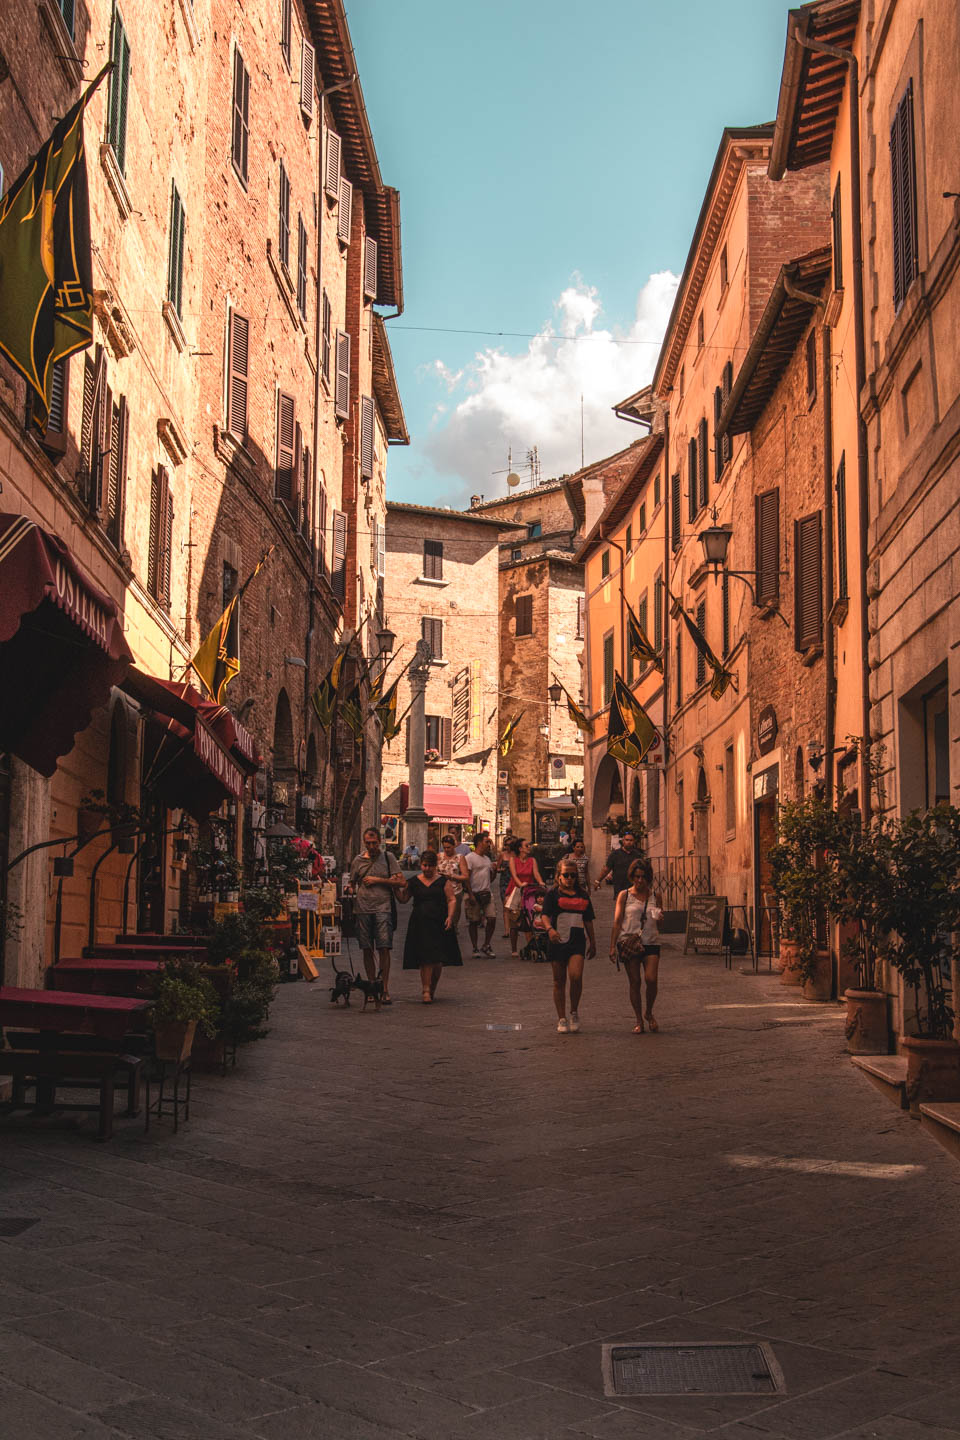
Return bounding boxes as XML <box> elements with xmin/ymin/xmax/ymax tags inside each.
<box><xmin>50</xmin><ymin>958</ymin><xmax>162</xmax><ymax>997</ymax></box>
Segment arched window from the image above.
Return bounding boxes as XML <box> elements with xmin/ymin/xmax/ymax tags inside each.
<box><xmin>272</xmin><ymin>690</ymin><xmax>295</xmax><ymax>780</ymax></box>
<box><xmin>795</xmin><ymin>745</ymin><xmax>805</xmax><ymax>799</ymax></box>
<box><xmin>591</xmin><ymin>753</ymin><xmax>624</xmax><ymax>826</ymax></box>
<box><xmin>305</xmin><ymin>734</ymin><xmax>318</xmax><ymax>785</ymax></box>
<box><xmin>696</xmin><ymin>766</ymin><xmax>709</xmax><ymax>804</ymax></box>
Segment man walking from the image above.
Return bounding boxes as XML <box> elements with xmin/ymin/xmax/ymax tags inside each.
<box><xmin>464</xmin><ymin>833</ymin><xmax>497</xmax><ymax>957</ymax></box>
<box><xmin>349</xmin><ymin>827</ymin><xmax>404</xmax><ymax>1004</ymax></box>
<box><xmin>594</xmin><ymin>828</ymin><xmax>640</xmax><ymax>900</ymax></box>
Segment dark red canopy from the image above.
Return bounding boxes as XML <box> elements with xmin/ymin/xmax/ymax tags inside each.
<box><xmin>0</xmin><ymin>512</ymin><xmax>133</xmax><ymax>776</ymax></box>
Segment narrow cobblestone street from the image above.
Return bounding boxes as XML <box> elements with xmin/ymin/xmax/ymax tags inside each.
<box><xmin>2</xmin><ymin>892</ymin><xmax>959</xmax><ymax>1439</ymax></box>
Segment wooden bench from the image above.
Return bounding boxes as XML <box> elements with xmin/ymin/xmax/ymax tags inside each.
<box><xmin>0</xmin><ymin>1047</ymin><xmax>143</xmax><ymax>1141</ymax></box>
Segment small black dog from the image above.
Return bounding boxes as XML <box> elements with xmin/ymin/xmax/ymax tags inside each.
<box><xmin>351</xmin><ymin>971</ymin><xmax>384</xmax><ymax>1012</ymax></box>
<box><xmin>329</xmin><ymin>962</ymin><xmax>354</xmax><ymax>1006</ymax></box>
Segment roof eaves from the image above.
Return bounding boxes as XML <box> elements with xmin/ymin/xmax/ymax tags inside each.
<box><xmin>768</xmin><ymin>1</ymin><xmax>861</xmax><ymax>181</ymax></box>
<box><xmin>385</xmin><ymin>502</ymin><xmax>525</xmax><ymax>529</ymax></box>
<box><xmin>372</xmin><ymin>315</ymin><xmax>409</xmax><ymax>445</ymax></box>
<box><xmin>574</xmin><ymin>434</ymin><xmax>663</xmax><ymax>563</ymax></box>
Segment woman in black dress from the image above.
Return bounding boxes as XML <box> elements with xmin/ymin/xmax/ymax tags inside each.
<box><xmin>402</xmin><ymin>850</ymin><xmax>462</xmax><ymax>1002</ymax></box>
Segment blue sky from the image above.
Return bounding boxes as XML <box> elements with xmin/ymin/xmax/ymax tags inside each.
<box><xmin>348</xmin><ymin>0</ymin><xmax>790</xmax><ymax>508</ymax></box>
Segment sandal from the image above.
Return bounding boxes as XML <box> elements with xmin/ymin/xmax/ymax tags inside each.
<box><xmin>645</xmin><ymin>1015</ymin><xmax>658</xmax><ymax>1032</ymax></box>
<box><xmin>633</xmin><ymin>1022</ymin><xmax>645</xmax><ymax>1034</ymax></box>
<box><xmin>381</xmin><ymin>995</ymin><xmax>392</xmax><ymax>1006</ymax></box>
<box><xmin>422</xmin><ymin>991</ymin><xmax>433</xmax><ymax>1004</ymax></box>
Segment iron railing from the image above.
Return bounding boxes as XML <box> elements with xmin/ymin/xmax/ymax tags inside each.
<box><xmin>650</xmin><ymin>855</ymin><xmax>712</xmax><ymax>912</ymax></box>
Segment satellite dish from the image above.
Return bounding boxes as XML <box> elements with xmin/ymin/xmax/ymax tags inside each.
<box><xmin>506</xmin><ymin>472</ymin><xmax>521</xmax><ymax>488</ymax></box>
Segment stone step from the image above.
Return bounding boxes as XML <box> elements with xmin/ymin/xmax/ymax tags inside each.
<box><xmin>851</xmin><ymin>1054</ymin><xmax>909</xmax><ymax>1109</ymax></box>
<box><xmin>919</xmin><ymin>1102</ymin><xmax>960</xmax><ymax>1163</ymax></box>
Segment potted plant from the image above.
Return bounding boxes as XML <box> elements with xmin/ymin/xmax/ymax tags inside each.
<box><xmin>150</xmin><ymin>963</ymin><xmax>220</xmax><ymax>1063</ymax></box>
<box><xmin>769</xmin><ymin>794</ymin><xmax>839</xmax><ymax>997</ymax></box>
<box><xmin>874</xmin><ymin>804</ymin><xmax>960</xmax><ymax>1104</ymax></box>
<box><xmin>830</xmin><ymin>811</ymin><xmax>894</xmax><ymax>1053</ymax></box>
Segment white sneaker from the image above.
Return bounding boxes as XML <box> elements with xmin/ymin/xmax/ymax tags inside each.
<box><xmin>557</xmin><ymin>1017</ymin><xmax>570</xmax><ymax>1033</ymax></box>
<box><xmin>569</xmin><ymin>1012</ymin><xmax>581</xmax><ymax>1032</ymax></box>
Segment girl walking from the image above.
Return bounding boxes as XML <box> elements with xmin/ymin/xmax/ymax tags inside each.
<box><xmin>503</xmin><ymin>837</ymin><xmax>544</xmax><ymax>957</ymax></box>
<box><xmin>609</xmin><ymin>858</ymin><xmax>663</xmax><ymax>1033</ymax></box>
<box><xmin>402</xmin><ymin>850</ymin><xmax>462</xmax><ymax>1003</ymax></box>
<box><xmin>437</xmin><ymin>834</ymin><xmax>469</xmax><ymax>927</ymax></box>
<box><xmin>539</xmin><ymin>860</ymin><xmax>596</xmax><ymax>1032</ymax></box>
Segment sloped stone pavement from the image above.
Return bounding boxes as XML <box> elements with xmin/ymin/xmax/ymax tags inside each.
<box><xmin>1</xmin><ymin>890</ymin><xmax>959</xmax><ymax>1438</ymax></box>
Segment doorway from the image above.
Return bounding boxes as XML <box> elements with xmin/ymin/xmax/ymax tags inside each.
<box><xmin>753</xmin><ymin>763</ymin><xmax>779</xmax><ymax>959</ymax></box>
<box><xmin>0</xmin><ymin>753</ymin><xmax>11</xmax><ymax>983</ymax></box>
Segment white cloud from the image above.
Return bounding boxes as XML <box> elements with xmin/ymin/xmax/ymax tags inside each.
<box><xmin>422</xmin><ymin>271</ymin><xmax>679</xmax><ymax>503</ymax></box>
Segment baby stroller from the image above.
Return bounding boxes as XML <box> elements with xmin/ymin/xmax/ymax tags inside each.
<box><xmin>518</xmin><ymin>883</ymin><xmax>550</xmax><ymax>962</ymax></box>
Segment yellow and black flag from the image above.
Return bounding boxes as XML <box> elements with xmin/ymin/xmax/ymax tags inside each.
<box><xmin>555</xmin><ymin>679</ymin><xmax>592</xmax><ymax>738</ymax></box>
<box><xmin>625</xmin><ymin>598</ymin><xmax>663</xmax><ymax>672</ymax></box>
<box><xmin>341</xmin><ymin>683</ymin><xmax>365</xmax><ymax>741</ymax></box>
<box><xmin>310</xmin><ymin>652</ymin><xmax>344</xmax><ymax>730</ymax></box>
<box><xmin>677</xmin><ymin>605</ymin><xmax>737</xmax><ymax>701</ymax></box>
<box><xmin>607</xmin><ymin>675</ymin><xmax>660</xmax><ymax>769</ymax></box>
<box><xmin>191</xmin><ymin>547</ymin><xmax>275</xmax><ymax>703</ymax></box>
<box><xmin>375</xmin><ymin>677</ymin><xmax>402</xmax><ymax>741</ymax></box>
<box><xmin>498</xmin><ymin>712</ymin><xmax>523</xmax><ymax>756</ymax></box>
<box><xmin>0</xmin><ymin>66</ymin><xmax>110</xmax><ymax>433</ymax></box>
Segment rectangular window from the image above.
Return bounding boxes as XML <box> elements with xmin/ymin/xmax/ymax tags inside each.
<box><xmin>527</xmin><ymin>520</ymin><xmax>541</xmax><ymax>540</ymax></box>
<box><xmin>698</xmin><ymin>417</ymin><xmax>708</xmax><ymax>511</ymax></box>
<box><xmin>331</xmin><ymin>510</ymin><xmax>347</xmax><ymax>600</ymax></box>
<box><xmin>678</xmin><ymin>778</ymin><xmax>684</xmax><ymax>844</ymax></box>
<box><xmin>601</xmin><ymin>549</ymin><xmax>610</xmax><ymax>579</ymax></box>
<box><xmin>714</xmin><ymin>385</ymin><xmax>723</xmax><ymax>481</ymax></box>
<box><xmin>647</xmin><ymin>769</ymin><xmax>660</xmax><ymax>830</ymax></box>
<box><xmin>227</xmin><ymin>309</ymin><xmax>249</xmax><ymax>440</ymax></box>
<box><xmin>697</xmin><ymin>312</ymin><xmax>704</xmax><ymax>350</ymax></box>
<box><xmin>278</xmin><ymin>161</ymin><xmax>290</xmax><ymax>271</ymax></box>
<box><xmin>231</xmin><ymin>47</ymin><xmax>250</xmax><ymax>185</ymax></box>
<box><xmin>675</xmin><ymin>626</ymin><xmax>682</xmax><ymax>704</ymax></box>
<box><xmin>719</xmin><ymin>245</ymin><xmax>728</xmax><ymax>290</ymax></box>
<box><xmin>425</xmin><ymin>715</ymin><xmax>441</xmax><ymax>752</ymax></box>
<box><xmin>721</xmin><ymin>361</ymin><xmax>733</xmax><ymax>466</ymax></box>
<box><xmin>923</xmin><ymin>683</ymin><xmax>950</xmax><ymax>808</ymax></box>
<box><xmin>321</xmin><ymin>291</ymin><xmax>332</xmax><ymax>382</ymax></box>
<box><xmin>360</xmin><ymin>394</ymin><xmax>375</xmax><ymax>479</ymax></box>
<box><xmin>891</xmin><ymin>80</ymin><xmax>919</xmax><ymax>312</ymax></box>
<box><xmin>639</xmin><ymin>502</ymin><xmax>646</xmax><ymax>533</ymax></box>
<box><xmin>671</xmin><ymin>472</ymin><xmax>681</xmax><ymax>550</ymax></box>
<box><xmin>602</xmin><ymin>631</ymin><xmax>614</xmax><ymax>707</ymax></box>
<box><xmin>805</xmin><ymin>330</ymin><xmax>817</xmax><ymax>402</ymax></box>
<box><xmin>831</xmin><ymin>176</ymin><xmax>843</xmax><ymax>290</ymax></box>
<box><xmin>167</xmin><ymin>181</ymin><xmax>186</xmax><ymax>319</ymax></box>
<box><xmin>80</xmin><ymin>348</ymin><xmax>126</xmax><ymax>547</ymax></box>
<box><xmin>280</xmin><ymin>0</ymin><xmax>291</xmax><ymax>65</ymax></box>
<box><xmin>516</xmin><ymin>787</ymin><xmax>529</xmax><ymax>814</ymax></box>
<box><xmin>423</xmin><ymin>538</ymin><xmax>443</xmax><ymax>580</ymax></box>
<box><xmin>625</xmin><ymin>524</ymin><xmax>632</xmax><ymax>555</ymax></box>
<box><xmin>296</xmin><ymin>215</ymin><xmax>308</xmax><ymax>320</ymax></box>
<box><xmin>422</xmin><ymin>616</ymin><xmax>443</xmax><ymax>660</ymax></box>
<box><xmin>515</xmin><ymin>594</ymin><xmax>533</xmax><ymax>637</ymax></box>
<box><xmin>148</xmin><ymin>466</ymin><xmax>174</xmax><ymax>609</ymax></box>
<box><xmin>576</xmin><ymin>594</ymin><xmax>585</xmax><ymax>640</ymax></box>
<box><xmin>653</xmin><ymin>570</ymin><xmax>664</xmax><ymax>651</ymax></box>
<box><xmin>364</xmin><ymin>236</ymin><xmax>378</xmax><ymax>300</ymax></box>
<box><xmin>835</xmin><ymin>453</ymin><xmax>848</xmax><ymax>600</ymax></box>
<box><xmin>725</xmin><ymin>743</ymin><xmax>736</xmax><ymax>835</ymax></box>
<box><xmin>795</xmin><ymin>511</ymin><xmax>824</xmax><ymax>651</ymax></box>
<box><xmin>687</xmin><ymin>436</ymin><xmax>698</xmax><ymax>522</ymax></box>
<box><xmin>755</xmin><ymin>489</ymin><xmax>780</xmax><ymax>605</ymax></box>
<box><xmin>654</xmin><ymin>474</ymin><xmax>661</xmax><ymax>509</ymax></box>
<box><xmin>299</xmin><ymin>441</ymin><xmax>311</xmax><ymax>538</ymax></box>
<box><xmin>334</xmin><ymin>330</ymin><xmax>350</xmax><ymax>419</ymax></box>
<box><xmin>316</xmin><ymin>479</ymin><xmax>328</xmax><ymax>576</ymax></box>
<box><xmin>222</xmin><ymin>560</ymin><xmax>238</xmax><ymax>609</ymax></box>
<box><xmin>107</xmin><ymin>6</ymin><xmax>131</xmax><ymax>175</ymax></box>
<box><xmin>55</xmin><ymin>0</ymin><xmax>75</xmax><ymax>38</ymax></box>
<box><xmin>324</xmin><ymin>129</ymin><xmax>342</xmax><ymax>198</ymax></box>
<box><xmin>275</xmin><ymin>391</ymin><xmax>297</xmax><ymax>506</ymax></box>
<box><xmin>695</xmin><ymin>600</ymin><xmax>707</xmax><ymax>687</ymax></box>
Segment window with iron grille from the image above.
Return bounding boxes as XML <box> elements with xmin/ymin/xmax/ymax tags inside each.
<box><xmin>297</xmin><ymin>215</ymin><xmax>307</xmax><ymax>320</ymax></box>
<box><xmin>231</xmin><ymin>46</ymin><xmax>250</xmax><ymax>186</ymax></box>
<box><xmin>891</xmin><ymin>80</ymin><xmax>919</xmax><ymax>312</ymax></box>
<box><xmin>603</xmin><ymin>631</ymin><xmax>614</xmax><ymax>707</ymax></box>
<box><xmin>831</xmin><ymin>177</ymin><xmax>843</xmax><ymax>290</ymax></box>
<box><xmin>755</xmin><ymin>489</ymin><xmax>780</xmax><ymax>605</ymax></box>
<box><xmin>671</xmin><ymin>472</ymin><xmax>681</xmax><ymax>550</ymax></box>
<box><xmin>515</xmin><ymin>594</ymin><xmax>533</xmax><ymax>637</ymax></box>
<box><xmin>516</xmin><ymin>787</ymin><xmax>529</xmax><ymax>813</ymax></box>
<box><xmin>167</xmin><ymin>182</ymin><xmax>186</xmax><ymax>319</ymax></box>
<box><xmin>794</xmin><ymin>511</ymin><xmax>823</xmax><ymax>651</ymax></box>
<box><xmin>695</xmin><ymin>600</ymin><xmax>707</xmax><ymax>687</ymax></box>
<box><xmin>835</xmin><ymin>454</ymin><xmax>848</xmax><ymax>600</ymax></box>
<box><xmin>423</xmin><ymin>538</ymin><xmax>443</xmax><ymax>580</ymax></box>
<box><xmin>107</xmin><ymin>6</ymin><xmax>131</xmax><ymax>175</ymax></box>
<box><xmin>278</xmin><ymin>161</ymin><xmax>290</xmax><ymax>271</ymax></box>
<box><xmin>422</xmin><ymin>616</ymin><xmax>443</xmax><ymax>660</ymax></box>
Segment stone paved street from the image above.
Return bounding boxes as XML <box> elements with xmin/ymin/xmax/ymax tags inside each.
<box><xmin>2</xmin><ymin>891</ymin><xmax>960</xmax><ymax>1438</ymax></box>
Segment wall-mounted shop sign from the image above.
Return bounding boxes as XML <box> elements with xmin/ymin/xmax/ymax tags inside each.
<box><xmin>757</xmin><ymin>705</ymin><xmax>778</xmax><ymax>755</ymax></box>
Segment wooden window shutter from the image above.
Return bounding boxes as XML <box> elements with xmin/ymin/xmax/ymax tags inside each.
<box><xmin>106</xmin><ymin>393</ymin><xmax>128</xmax><ymax>548</ymax></box>
<box><xmin>698</xmin><ymin>417</ymin><xmax>708</xmax><ymax>510</ymax></box>
<box><xmin>331</xmin><ymin>510</ymin><xmax>347</xmax><ymax>600</ymax></box>
<box><xmin>94</xmin><ymin>379</ymin><xmax>114</xmax><ymax>523</ymax></box>
<box><xmin>108</xmin><ymin>8</ymin><xmax>131</xmax><ymax>174</ymax></box>
<box><xmin>671</xmin><ymin>472</ymin><xmax>681</xmax><ymax>550</ymax></box>
<box><xmin>280</xmin><ymin>0</ymin><xmax>291</xmax><ymax>65</ymax></box>
<box><xmin>422</xmin><ymin>616</ymin><xmax>442</xmax><ymax>659</ymax></box>
<box><xmin>321</xmin><ymin>292</ymin><xmax>332</xmax><ymax>381</ymax></box>
<box><xmin>755</xmin><ymin>490</ymin><xmax>780</xmax><ymax>605</ymax></box>
<box><xmin>603</xmin><ymin>633</ymin><xmax>614</xmax><ymax>706</ymax></box>
<box><xmin>377</xmin><ymin>517</ymin><xmax>385</xmax><ymax>577</ymax></box>
<box><xmin>316</xmin><ymin>480</ymin><xmax>328</xmax><ymax>577</ymax></box>
<box><xmin>167</xmin><ymin>182</ymin><xmax>186</xmax><ymax>318</ymax></box>
<box><xmin>835</xmin><ymin>454</ymin><xmax>848</xmax><ymax>599</ymax></box>
<box><xmin>364</xmin><ymin>236</ymin><xmax>378</xmax><ymax>300</ymax></box>
<box><xmin>805</xmin><ymin>331</ymin><xmax>817</xmax><ymax>401</ymax></box>
<box><xmin>360</xmin><ymin>394</ymin><xmax>375</xmax><ymax>478</ymax></box>
<box><xmin>831</xmin><ymin>177</ymin><xmax>843</xmax><ymax>290</ymax></box>
<box><xmin>721</xmin><ymin>569</ymin><xmax>730</xmax><ymax>657</ymax></box>
<box><xmin>338</xmin><ymin>177</ymin><xmax>353</xmax><ymax>243</ymax></box>
<box><xmin>695</xmin><ymin>600</ymin><xmax>707</xmax><ymax>687</ymax></box>
<box><xmin>227</xmin><ymin>310</ymin><xmax>249</xmax><ymax>439</ymax></box>
<box><xmin>324</xmin><ymin>130</ymin><xmax>341</xmax><ymax>198</ymax></box>
<box><xmin>423</xmin><ymin>538</ymin><xmax>443</xmax><ymax>579</ymax></box>
<box><xmin>278</xmin><ymin>161</ymin><xmax>290</xmax><ymax>270</ymax></box>
<box><xmin>721</xmin><ymin>362</ymin><xmax>733</xmax><ymax>464</ymax></box>
<box><xmin>714</xmin><ymin>386</ymin><xmax>723</xmax><ymax>480</ymax></box>
<box><xmin>576</xmin><ymin>594</ymin><xmax>585</xmax><ymax>638</ymax></box>
<box><xmin>232</xmin><ymin>48</ymin><xmax>249</xmax><ymax>184</ymax></box>
<box><xmin>299</xmin><ymin>38</ymin><xmax>315</xmax><ymax>118</ymax></box>
<box><xmin>148</xmin><ymin>467</ymin><xmax>161</xmax><ymax>599</ymax></box>
<box><xmin>891</xmin><ymin>81</ymin><xmax>919</xmax><ymax>312</ymax></box>
<box><xmin>675</xmin><ymin>625</ymin><xmax>682</xmax><ymax>703</ymax></box>
<box><xmin>297</xmin><ymin>214</ymin><xmax>308</xmax><ymax>319</ymax></box>
<box><xmin>687</xmin><ymin>437</ymin><xmax>698</xmax><ymax>521</ymax></box>
<box><xmin>515</xmin><ymin>594</ymin><xmax>533</xmax><ymax>636</ymax></box>
<box><xmin>275</xmin><ymin>391</ymin><xmax>296</xmax><ymax>503</ymax></box>
<box><xmin>654</xmin><ymin>572</ymin><xmax>664</xmax><ymax>650</ymax></box>
<box><xmin>440</xmin><ymin>717</ymin><xmax>452</xmax><ymax>761</ymax></box>
<box><xmin>41</xmin><ymin>357</ymin><xmax>69</xmax><ymax>455</ymax></box>
<box><xmin>794</xmin><ymin>512</ymin><xmax>823</xmax><ymax>650</ymax></box>
<box><xmin>299</xmin><ymin>440</ymin><xmax>310</xmax><ymax>535</ymax></box>
<box><xmin>159</xmin><ymin>471</ymin><xmax>174</xmax><ymax>611</ymax></box>
<box><xmin>80</xmin><ymin>345</ymin><xmax>105</xmax><ymax>507</ymax></box>
<box><xmin>334</xmin><ymin>330</ymin><xmax>350</xmax><ymax>419</ymax></box>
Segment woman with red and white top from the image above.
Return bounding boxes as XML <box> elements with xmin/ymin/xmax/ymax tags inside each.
<box><xmin>538</xmin><ymin>861</ymin><xmax>596</xmax><ymax>1032</ymax></box>
<box><xmin>504</xmin><ymin>837</ymin><xmax>544</xmax><ymax>956</ymax></box>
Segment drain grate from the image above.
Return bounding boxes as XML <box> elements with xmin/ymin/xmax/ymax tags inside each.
<box><xmin>602</xmin><ymin>1342</ymin><xmax>783</xmax><ymax>1397</ymax></box>
<box><xmin>0</xmin><ymin>1218</ymin><xmax>40</xmax><ymax>1238</ymax></box>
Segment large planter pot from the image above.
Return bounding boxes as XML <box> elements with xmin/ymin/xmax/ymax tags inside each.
<box><xmin>844</xmin><ymin>989</ymin><xmax>889</xmax><ymax>1055</ymax></box>
<box><xmin>778</xmin><ymin>938</ymin><xmax>803</xmax><ymax>986</ymax></box>
<box><xmin>801</xmin><ymin>950</ymin><xmax>833</xmax><ymax>1002</ymax></box>
<box><xmin>902</xmin><ymin>1035</ymin><xmax>960</xmax><ymax>1106</ymax></box>
<box><xmin>154</xmin><ymin>1020</ymin><xmax>197</xmax><ymax>1063</ymax></box>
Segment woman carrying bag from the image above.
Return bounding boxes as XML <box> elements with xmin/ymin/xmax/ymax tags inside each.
<box><xmin>609</xmin><ymin>858</ymin><xmax>663</xmax><ymax>1034</ymax></box>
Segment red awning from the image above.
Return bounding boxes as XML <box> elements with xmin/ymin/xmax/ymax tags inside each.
<box><xmin>122</xmin><ymin>673</ymin><xmax>262</xmax><ymax>776</ymax></box>
<box><xmin>121</xmin><ymin>670</ymin><xmax>247</xmax><ymax>819</ymax></box>
<box><xmin>0</xmin><ymin>512</ymin><xmax>133</xmax><ymax>776</ymax></box>
<box><xmin>399</xmin><ymin>783</ymin><xmax>474</xmax><ymax>825</ymax></box>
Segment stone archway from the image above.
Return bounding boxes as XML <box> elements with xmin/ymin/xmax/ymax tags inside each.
<box><xmin>272</xmin><ymin>690</ymin><xmax>296</xmax><ymax>807</ymax></box>
<box><xmin>592</xmin><ymin>752</ymin><xmax>624</xmax><ymax>827</ymax></box>
<box><xmin>629</xmin><ymin>775</ymin><xmax>642</xmax><ymax>823</ymax></box>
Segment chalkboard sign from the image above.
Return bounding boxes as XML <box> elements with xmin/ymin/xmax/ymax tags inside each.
<box><xmin>684</xmin><ymin>894</ymin><xmax>728</xmax><ymax>953</ymax></box>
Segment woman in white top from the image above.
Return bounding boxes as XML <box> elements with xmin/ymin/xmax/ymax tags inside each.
<box><xmin>609</xmin><ymin>857</ymin><xmax>663</xmax><ymax>1034</ymax></box>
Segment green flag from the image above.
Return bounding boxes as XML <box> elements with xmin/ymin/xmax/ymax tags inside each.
<box><xmin>310</xmin><ymin>652</ymin><xmax>344</xmax><ymax>730</ymax></box>
<box><xmin>607</xmin><ymin>675</ymin><xmax>660</xmax><ymax>769</ymax></box>
<box><xmin>625</xmin><ymin>598</ymin><xmax>663</xmax><ymax>672</ymax></box>
<box><xmin>678</xmin><ymin>605</ymin><xmax>737</xmax><ymax>700</ymax></box>
<box><xmin>0</xmin><ymin>67</ymin><xmax>109</xmax><ymax>432</ymax></box>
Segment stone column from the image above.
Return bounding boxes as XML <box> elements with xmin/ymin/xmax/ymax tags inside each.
<box><xmin>403</xmin><ymin>639</ymin><xmax>432</xmax><ymax>854</ymax></box>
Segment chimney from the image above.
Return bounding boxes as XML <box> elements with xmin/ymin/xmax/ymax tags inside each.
<box><xmin>470</xmin><ymin>494</ymin><xmax>482</xmax><ymax>508</ymax></box>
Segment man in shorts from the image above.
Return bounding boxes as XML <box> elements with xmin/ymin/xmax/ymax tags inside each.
<box><xmin>594</xmin><ymin>829</ymin><xmax>640</xmax><ymax>899</ymax></box>
<box><xmin>463</xmin><ymin>833</ymin><xmax>497</xmax><ymax>957</ymax></box>
<box><xmin>349</xmin><ymin>827</ymin><xmax>404</xmax><ymax>1003</ymax></box>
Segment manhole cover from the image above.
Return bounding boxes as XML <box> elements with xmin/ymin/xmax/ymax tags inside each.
<box><xmin>602</xmin><ymin>1342</ymin><xmax>783</xmax><ymax>1397</ymax></box>
<box><xmin>0</xmin><ymin>1218</ymin><xmax>40</xmax><ymax>1238</ymax></box>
